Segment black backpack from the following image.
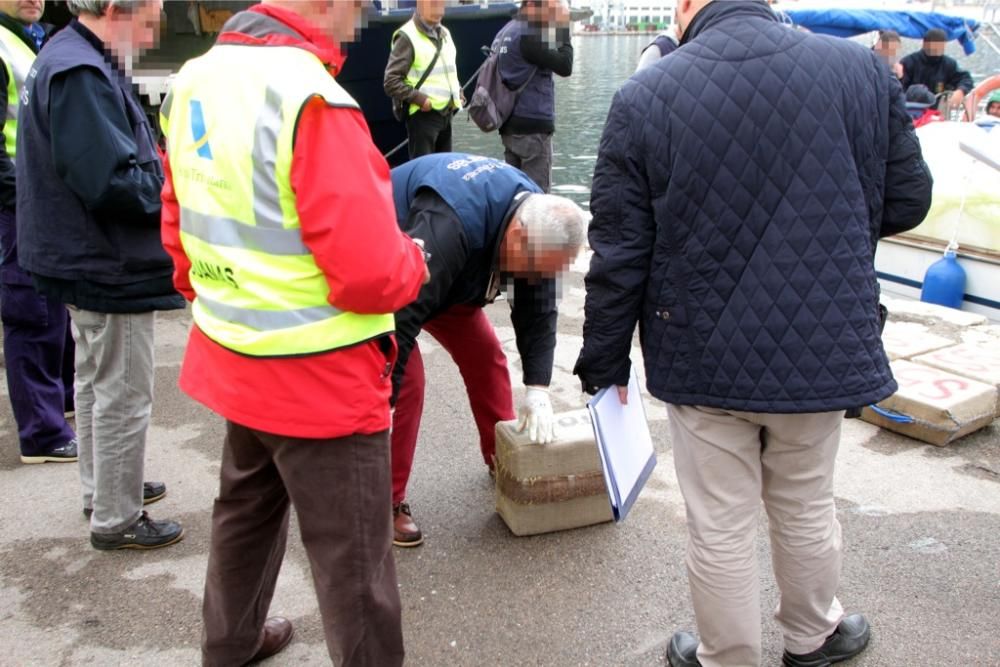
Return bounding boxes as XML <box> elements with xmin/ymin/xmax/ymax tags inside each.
<box><xmin>467</xmin><ymin>25</ymin><xmax>536</xmax><ymax>133</ymax></box>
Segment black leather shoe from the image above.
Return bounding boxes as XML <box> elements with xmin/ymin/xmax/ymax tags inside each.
<box><xmin>243</xmin><ymin>617</ymin><xmax>293</xmax><ymax>665</ymax></box>
<box><xmin>84</xmin><ymin>482</ymin><xmax>167</xmax><ymax>519</ymax></box>
<box><xmin>666</xmin><ymin>630</ymin><xmax>701</xmax><ymax>667</ymax></box>
<box><xmin>141</xmin><ymin>481</ymin><xmax>167</xmax><ymax>505</ymax></box>
<box><xmin>783</xmin><ymin>614</ymin><xmax>871</xmax><ymax>667</ymax></box>
<box><xmin>90</xmin><ymin>512</ymin><xmax>184</xmax><ymax>550</ymax></box>
<box><xmin>20</xmin><ymin>438</ymin><xmax>78</xmax><ymax>464</ymax></box>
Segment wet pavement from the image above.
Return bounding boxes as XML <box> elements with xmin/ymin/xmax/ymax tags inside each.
<box><xmin>1</xmin><ymin>252</ymin><xmax>999</xmax><ymax>666</ymax></box>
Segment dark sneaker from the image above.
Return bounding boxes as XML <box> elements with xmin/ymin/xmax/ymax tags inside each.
<box><xmin>783</xmin><ymin>614</ymin><xmax>871</xmax><ymax>667</ymax></box>
<box><xmin>666</xmin><ymin>631</ymin><xmax>702</xmax><ymax>667</ymax></box>
<box><xmin>392</xmin><ymin>502</ymin><xmax>423</xmax><ymax>548</ymax></box>
<box><xmin>20</xmin><ymin>438</ymin><xmax>78</xmax><ymax>464</ymax></box>
<box><xmin>83</xmin><ymin>481</ymin><xmax>167</xmax><ymax>519</ymax></box>
<box><xmin>90</xmin><ymin>511</ymin><xmax>184</xmax><ymax>551</ymax></box>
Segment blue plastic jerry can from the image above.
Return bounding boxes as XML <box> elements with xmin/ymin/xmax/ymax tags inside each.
<box><xmin>920</xmin><ymin>248</ymin><xmax>967</xmax><ymax>309</ymax></box>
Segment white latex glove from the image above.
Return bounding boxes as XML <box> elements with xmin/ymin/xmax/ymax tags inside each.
<box><xmin>517</xmin><ymin>386</ymin><xmax>555</xmax><ymax>444</ymax></box>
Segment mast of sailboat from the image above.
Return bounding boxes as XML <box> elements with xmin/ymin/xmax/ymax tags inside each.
<box><xmin>978</xmin><ymin>22</ymin><xmax>1000</xmax><ymax>57</ymax></box>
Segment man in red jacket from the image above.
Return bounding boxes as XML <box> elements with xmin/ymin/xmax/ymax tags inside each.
<box><xmin>161</xmin><ymin>2</ymin><xmax>427</xmax><ymax>665</ymax></box>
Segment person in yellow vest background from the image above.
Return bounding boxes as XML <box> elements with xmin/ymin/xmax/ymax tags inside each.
<box><xmin>0</xmin><ymin>0</ymin><xmax>79</xmax><ymax>466</ymax></box>
<box><xmin>383</xmin><ymin>0</ymin><xmax>463</xmax><ymax>159</ymax></box>
<box><xmin>160</xmin><ymin>1</ymin><xmax>429</xmax><ymax>664</ymax></box>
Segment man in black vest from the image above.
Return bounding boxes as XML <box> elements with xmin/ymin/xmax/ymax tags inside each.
<box><xmin>16</xmin><ymin>0</ymin><xmax>183</xmax><ymax>551</ymax></box>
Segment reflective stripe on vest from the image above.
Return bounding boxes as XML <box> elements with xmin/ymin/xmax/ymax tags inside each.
<box><xmin>0</xmin><ymin>25</ymin><xmax>36</xmax><ymax>160</ymax></box>
<box><xmin>395</xmin><ymin>20</ymin><xmax>460</xmax><ymax>115</ymax></box>
<box><xmin>161</xmin><ymin>44</ymin><xmax>394</xmax><ymax>357</ymax></box>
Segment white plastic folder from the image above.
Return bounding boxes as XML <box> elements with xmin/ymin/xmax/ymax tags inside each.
<box><xmin>586</xmin><ymin>368</ymin><xmax>656</xmax><ymax>522</ymax></box>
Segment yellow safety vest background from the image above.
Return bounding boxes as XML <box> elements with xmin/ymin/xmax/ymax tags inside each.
<box><xmin>395</xmin><ymin>19</ymin><xmax>461</xmax><ymax>116</ymax></box>
<box><xmin>0</xmin><ymin>24</ymin><xmax>37</xmax><ymax>160</ymax></box>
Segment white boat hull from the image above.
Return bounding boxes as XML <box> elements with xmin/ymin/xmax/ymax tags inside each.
<box><xmin>875</xmin><ymin>236</ymin><xmax>1000</xmax><ymax>321</ymax></box>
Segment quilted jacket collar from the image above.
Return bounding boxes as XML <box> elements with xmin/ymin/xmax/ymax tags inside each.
<box><xmin>681</xmin><ymin>0</ymin><xmax>777</xmax><ymax>45</ymax></box>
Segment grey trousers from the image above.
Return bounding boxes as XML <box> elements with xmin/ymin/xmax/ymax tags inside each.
<box><xmin>667</xmin><ymin>404</ymin><xmax>846</xmax><ymax>667</ymax></box>
<box><xmin>501</xmin><ymin>132</ymin><xmax>553</xmax><ymax>193</ymax></box>
<box><xmin>68</xmin><ymin>308</ymin><xmax>155</xmax><ymax>534</ymax></box>
<box><xmin>202</xmin><ymin>422</ymin><xmax>404</xmax><ymax>667</ymax></box>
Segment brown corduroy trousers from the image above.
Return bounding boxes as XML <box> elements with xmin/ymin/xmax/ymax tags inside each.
<box><xmin>201</xmin><ymin>421</ymin><xmax>403</xmax><ymax>667</ymax></box>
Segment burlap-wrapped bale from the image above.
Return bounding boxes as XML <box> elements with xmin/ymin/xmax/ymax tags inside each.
<box><xmin>495</xmin><ymin>408</ymin><xmax>613</xmax><ymax>536</ymax></box>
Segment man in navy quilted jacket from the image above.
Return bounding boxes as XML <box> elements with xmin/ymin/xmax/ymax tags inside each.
<box><xmin>574</xmin><ymin>1</ymin><xmax>932</xmax><ymax>666</ymax></box>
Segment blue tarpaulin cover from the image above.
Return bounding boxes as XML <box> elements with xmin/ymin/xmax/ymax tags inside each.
<box><xmin>780</xmin><ymin>9</ymin><xmax>981</xmax><ymax>55</ymax></box>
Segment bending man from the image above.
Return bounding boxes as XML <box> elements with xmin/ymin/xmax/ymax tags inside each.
<box><xmin>390</xmin><ymin>152</ymin><xmax>584</xmax><ymax>547</ymax></box>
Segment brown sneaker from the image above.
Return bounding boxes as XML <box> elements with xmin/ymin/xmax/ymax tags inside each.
<box><xmin>392</xmin><ymin>502</ymin><xmax>423</xmax><ymax>548</ymax></box>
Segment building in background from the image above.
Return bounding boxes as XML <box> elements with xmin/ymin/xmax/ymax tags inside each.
<box><xmin>584</xmin><ymin>0</ymin><xmax>677</xmax><ymax>31</ymax></box>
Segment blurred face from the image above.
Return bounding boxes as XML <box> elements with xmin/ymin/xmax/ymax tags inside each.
<box><xmin>988</xmin><ymin>102</ymin><xmax>1000</xmax><ymax>118</ymax></box>
<box><xmin>875</xmin><ymin>39</ymin><xmax>899</xmax><ymax>61</ymax></box>
<box><xmin>300</xmin><ymin>0</ymin><xmax>367</xmax><ymax>47</ymax></box>
<box><xmin>500</xmin><ymin>218</ymin><xmax>578</xmax><ymax>279</ymax></box>
<box><xmin>106</xmin><ymin>0</ymin><xmax>163</xmax><ymax>60</ymax></box>
<box><xmin>0</xmin><ymin>0</ymin><xmax>43</xmax><ymax>24</ymax></box>
<box><xmin>417</xmin><ymin>0</ymin><xmax>444</xmax><ymax>27</ymax></box>
<box><xmin>923</xmin><ymin>40</ymin><xmax>946</xmax><ymax>57</ymax></box>
<box><xmin>522</xmin><ymin>0</ymin><xmax>568</xmax><ymax>28</ymax></box>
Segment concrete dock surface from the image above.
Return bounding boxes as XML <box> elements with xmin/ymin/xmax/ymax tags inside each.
<box><xmin>1</xmin><ymin>253</ymin><xmax>999</xmax><ymax>666</ymax></box>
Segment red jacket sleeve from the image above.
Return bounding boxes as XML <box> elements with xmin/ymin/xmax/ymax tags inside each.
<box><xmin>160</xmin><ymin>153</ymin><xmax>196</xmax><ymax>301</ymax></box>
<box><xmin>292</xmin><ymin>98</ymin><xmax>425</xmax><ymax>314</ymax></box>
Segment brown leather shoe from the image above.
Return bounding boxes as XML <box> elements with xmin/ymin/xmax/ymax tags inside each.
<box><xmin>243</xmin><ymin>617</ymin><xmax>293</xmax><ymax>665</ymax></box>
<box><xmin>393</xmin><ymin>502</ymin><xmax>424</xmax><ymax>547</ymax></box>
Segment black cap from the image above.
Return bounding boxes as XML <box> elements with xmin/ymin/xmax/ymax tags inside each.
<box><xmin>924</xmin><ymin>28</ymin><xmax>947</xmax><ymax>42</ymax></box>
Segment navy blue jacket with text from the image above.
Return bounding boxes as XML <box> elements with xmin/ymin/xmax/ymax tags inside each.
<box><xmin>574</xmin><ymin>1</ymin><xmax>932</xmax><ymax>413</ymax></box>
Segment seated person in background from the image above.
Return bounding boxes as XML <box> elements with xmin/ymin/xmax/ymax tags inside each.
<box><xmin>987</xmin><ymin>90</ymin><xmax>1000</xmax><ymax>119</ymax></box>
<box><xmin>873</xmin><ymin>29</ymin><xmax>902</xmax><ymax>78</ymax></box>
<box><xmin>899</xmin><ymin>28</ymin><xmax>973</xmax><ymax>113</ymax></box>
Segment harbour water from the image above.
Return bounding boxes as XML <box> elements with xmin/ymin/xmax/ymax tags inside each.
<box><xmin>451</xmin><ymin>31</ymin><xmax>1000</xmax><ymax>209</ymax></box>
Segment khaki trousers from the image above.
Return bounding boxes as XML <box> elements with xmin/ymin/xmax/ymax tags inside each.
<box><xmin>201</xmin><ymin>422</ymin><xmax>404</xmax><ymax>667</ymax></box>
<box><xmin>667</xmin><ymin>405</ymin><xmax>846</xmax><ymax>667</ymax></box>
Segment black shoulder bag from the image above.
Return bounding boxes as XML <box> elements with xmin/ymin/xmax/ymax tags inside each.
<box><xmin>392</xmin><ymin>35</ymin><xmax>444</xmax><ymax>122</ymax></box>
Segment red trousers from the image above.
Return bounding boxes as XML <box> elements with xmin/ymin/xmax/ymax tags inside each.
<box><xmin>391</xmin><ymin>304</ymin><xmax>515</xmax><ymax>505</ymax></box>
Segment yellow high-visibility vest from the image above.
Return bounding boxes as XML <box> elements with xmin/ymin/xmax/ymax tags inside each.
<box><xmin>161</xmin><ymin>43</ymin><xmax>394</xmax><ymax>357</ymax></box>
<box><xmin>395</xmin><ymin>19</ymin><xmax>461</xmax><ymax>116</ymax></box>
<box><xmin>0</xmin><ymin>24</ymin><xmax>37</xmax><ymax>160</ymax></box>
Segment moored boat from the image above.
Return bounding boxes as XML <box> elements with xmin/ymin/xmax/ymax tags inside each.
<box><xmin>874</xmin><ymin>121</ymin><xmax>1000</xmax><ymax>320</ymax></box>
<box><xmin>776</xmin><ymin>5</ymin><xmax>999</xmax><ymax>320</ymax></box>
